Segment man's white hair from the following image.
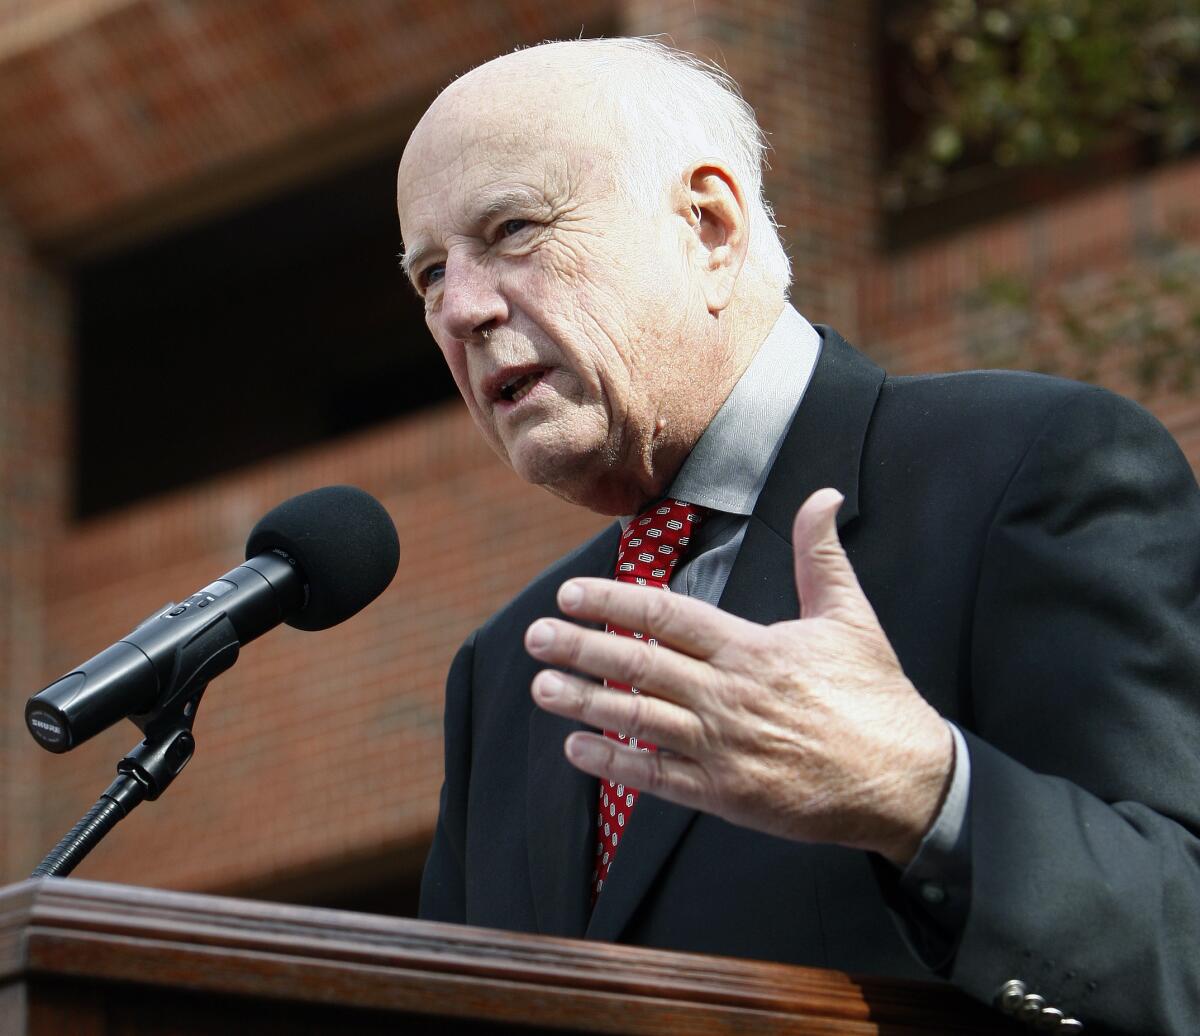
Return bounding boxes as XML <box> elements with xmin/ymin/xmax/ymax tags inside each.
<box><xmin>525</xmin><ymin>37</ymin><xmax>792</xmax><ymax>293</ymax></box>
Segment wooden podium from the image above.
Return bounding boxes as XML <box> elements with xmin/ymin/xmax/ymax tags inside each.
<box><xmin>0</xmin><ymin>878</ymin><xmax>1017</xmax><ymax>1034</ymax></box>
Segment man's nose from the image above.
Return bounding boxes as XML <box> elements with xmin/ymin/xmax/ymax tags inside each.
<box><xmin>439</xmin><ymin>255</ymin><xmax>508</xmax><ymax>342</ymax></box>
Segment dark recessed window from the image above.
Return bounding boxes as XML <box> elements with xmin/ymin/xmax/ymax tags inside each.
<box><xmin>73</xmin><ymin>151</ymin><xmax>453</xmax><ymax>518</ymax></box>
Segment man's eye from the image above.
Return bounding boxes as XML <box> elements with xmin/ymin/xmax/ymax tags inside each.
<box><xmin>422</xmin><ymin>263</ymin><xmax>445</xmax><ymax>289</ymax></box>
<box><xmin>499</xmin><ymin>219</ymin><xmax>529</xmax><ymax>239</ymax></box>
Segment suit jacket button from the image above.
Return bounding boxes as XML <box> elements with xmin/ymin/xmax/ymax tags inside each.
<box><xmin>996</xmin><ymin>979</ymin><xmax>1027</xmax><ymax>1014</ymax></box>
<box><xmin>919</xmin><ymin>880</ymin><xmax>946</xmax><ymax>904</ymax></box>
<box><xmin>1020</xmin><ymin>993</ymin><xmax>1047</xmax><ymax>1022</ymax></box>
<box><xmin>1035</xmin><ymin>1006</ymin><xmax>1065</xmax><ymax>1030</ymax></box>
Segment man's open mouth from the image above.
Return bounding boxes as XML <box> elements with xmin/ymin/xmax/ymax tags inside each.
<box><xmin>499</xmin><ymin>369</ymin><xmax>545</xmax><ymax>404</ymax></box>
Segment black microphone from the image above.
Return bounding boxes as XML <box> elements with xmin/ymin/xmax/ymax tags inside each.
<box><xmin>25</xmin><ymin>485</ymin><xmax>399</xmax><ymax>754</ymax></box>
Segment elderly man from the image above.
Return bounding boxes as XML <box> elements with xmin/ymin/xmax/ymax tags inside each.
<box><xmin>397</xmin><ymin>38</ymin><xmax>1200</xmax><ymax>1033</ymax></box>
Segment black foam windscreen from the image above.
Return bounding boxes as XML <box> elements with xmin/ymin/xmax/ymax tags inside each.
<box><xmin>244</xmin><ymin>485</ymin><xmax>400</xmax><ymax>632</ymax></box>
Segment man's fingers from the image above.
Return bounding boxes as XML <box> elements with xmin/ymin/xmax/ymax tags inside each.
<box><xmin>531</xmin><ymin>670</ymin><xmax>705</xmax><ymax>753</ymax></box>
<box><xmin>791</xmin><ymin>488</ymin><xmax>863</xmax><ymax>620</ymax></box>
<box><xmin>526</xmin><ymin>618</ymin><xmax>711</xmax><ymax>705</ymax></box>
<box><xmin>563</xmin><ymin>731</ymin><xmax>709</xmax><ymax>805</ymax></box>
<box><xmin>553</xmin><ymin>577</ymin><xmax>748</xmax><ymax>659</ymax></box>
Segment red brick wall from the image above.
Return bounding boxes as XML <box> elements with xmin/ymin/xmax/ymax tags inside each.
<box><xmin>857</xmin><ymin>156</ymin><xmax>1200</xmax><ymax>460</ymax></box>
<box><xmin>0</xmin><ymin>200</ymin><xmax>69</xmax><ymax>880</ymax></box>
<box><xmin>2</xmin><ymin>1</ymin><xmax>1199</xmax><ymax>902</ymax></box>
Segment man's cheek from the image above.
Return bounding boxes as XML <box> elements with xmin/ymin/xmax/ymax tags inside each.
<box><xmin>538</xmin><ymin>230</ymin><xmax>596</xmax><ymax>287</ymax></box>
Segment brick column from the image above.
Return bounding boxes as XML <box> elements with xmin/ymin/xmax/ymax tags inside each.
<box><xmin>0</xmin><ymin>202</ymin><xmax>69</xmax><ymax>882</ymax></box>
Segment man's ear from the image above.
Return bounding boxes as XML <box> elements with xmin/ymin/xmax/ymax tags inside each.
<box><xmin>683</xmin><ymin>160</ymin><xmax>750</xmax><ymax>315</ymax></box>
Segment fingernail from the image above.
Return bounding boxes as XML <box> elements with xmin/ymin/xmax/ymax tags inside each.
<box><xmin>526</xmin><ymin>620</ymin><xmax>555</xmax><ymax>651</ymax></box>
<box><xmin>558</xmin><ymin>581</ymin><xmax>583</xmax><ymax>611</ymax></box>
<box><xmin>535</xmin><ymin>671</ymin><xmax>563</xmax><ymax>701</ymax></box>
<box><xmin>565</xmin><ymin>734</ymin><xmax>595</xmax><ymax>765</ymax></box>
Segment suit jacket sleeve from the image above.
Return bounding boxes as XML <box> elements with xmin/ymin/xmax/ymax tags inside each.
<box><xmin>950</xmin><ymin>386</ymin><xmax>1200</xmax><ymax>1032</ymax></box>
<box><xmin>418</xmin><ymin>630</ymin><xmax>476</xmax><ymax>923</ymax></box>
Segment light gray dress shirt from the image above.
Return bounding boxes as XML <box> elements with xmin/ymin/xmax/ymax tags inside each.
<box><xmin>628</xmin><ymin>303</ymin><xmax>970</xmax><ymax>945</ymax></box>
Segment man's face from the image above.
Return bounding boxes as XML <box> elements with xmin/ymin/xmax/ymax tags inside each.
<box><xmin>396</xmin><ymin>74</ymin><xmax>705</xmax><ymax>514</ymax></box>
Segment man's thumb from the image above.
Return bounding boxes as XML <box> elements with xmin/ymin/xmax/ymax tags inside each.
<box><xmin>792</xmin><ymin>488</ymin><xmax>858</xmax><ymax>619</ymax></box>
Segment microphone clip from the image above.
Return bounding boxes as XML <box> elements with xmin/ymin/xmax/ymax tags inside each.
<box><xmin>118</xmin><ymin>684</ymin><xmax>204</xmax><ymax>804</ymax></box>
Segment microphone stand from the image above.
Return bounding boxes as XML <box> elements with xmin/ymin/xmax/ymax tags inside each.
<box><xmin>30</xmin><ymin>681</ymin><xmax>208</xmax><ymax>878</ymax></box>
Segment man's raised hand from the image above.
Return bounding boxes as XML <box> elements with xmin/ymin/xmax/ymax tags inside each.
<box><xmin>525</xmin><ymin>488</ymin><xmax>954</xmax><ymax>866</ymax></box>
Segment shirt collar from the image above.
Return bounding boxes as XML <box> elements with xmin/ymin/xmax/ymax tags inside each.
<box><xmin>664</xmin><ymin>303</ymin><xmax>821</xmax><ymax>517</ymax></box>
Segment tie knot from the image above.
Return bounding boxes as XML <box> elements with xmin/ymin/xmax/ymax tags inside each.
<box><xmin>614</xmin><ymin>499</ymin><xmax>705</xmax><ymax>588</ymax></box>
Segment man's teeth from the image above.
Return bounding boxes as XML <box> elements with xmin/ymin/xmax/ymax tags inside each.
<box><xmin>503</xmin><ymin>371</ymin><xmax>541</xmax><ymax>403</ymax></box>
<box><xmin>511</xmin><ymin>375</ymin><xmax>538</xmax><ymax>403</ymax></box>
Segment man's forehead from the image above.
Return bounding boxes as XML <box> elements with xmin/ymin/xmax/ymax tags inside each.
<box><xmin>405</xmin><ymin>88</ymin><xmax>596</xmax><ymax>175</ymax></box>
<box><xmin>400</xmin><ymin>49</ymin><xmax>619</xmax><ymax>180</ymax></box>
<box><xmin>399</xmin><ymin>137</ymin><xmax>581</xmax><ymax>224</ymax></box>
<box><xmin>399</xmin><ymin>102</ymin><xmax>616</xmax><ymax>248</ymax></box>
<box><xmin>396</xmin><ymin>49</ymin><xmax>632</xmax><ymax>267</ymax></box>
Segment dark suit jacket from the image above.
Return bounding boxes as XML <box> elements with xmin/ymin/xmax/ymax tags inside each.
<box><xmin>420</xmin><ymin>328</ymin><xmax>1200</xmax><ymax>1034</ymax></box>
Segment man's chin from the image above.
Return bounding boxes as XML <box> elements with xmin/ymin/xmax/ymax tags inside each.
<box><xmin>503</xmin><ymin>435</ymin><xmax>612</xmax><ymax>507</ymax></box>
<box><xmin>514</xmin><ymin>451</ymin><xmax>656</xmax><ymax>516</ymax></box>
<box><xmin>509</xmin><ymin>443</ymin><xmax>595</xmax><ymax>492</ymax></box>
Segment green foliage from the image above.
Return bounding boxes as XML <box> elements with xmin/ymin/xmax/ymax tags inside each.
<box><xmin>889</xmin><ymin>0</ymin><xmax>1200</xmax><ymax>195</ymax></box>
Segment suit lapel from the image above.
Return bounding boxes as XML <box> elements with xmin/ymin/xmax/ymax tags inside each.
<box><xmin>752</xmin><ymin>325</ymin><xmax>883</xmax><ymax>544</ymax></box>
<box><xmin>526</xmin><ymin>524</ymin><xmax>620</xmax><ymax>938</ymax></box>
<box><xmin>585</xmin><ymin>325</ymin><xmax>885</xmax><ymax>944</ymax></box>
<box><xmin>527</xmin><ymin>707</ymin><xmax>595</xmax><ymax>937</ymax></box>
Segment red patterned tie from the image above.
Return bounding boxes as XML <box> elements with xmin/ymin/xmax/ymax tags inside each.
<box><xmin>591</xmin><ymin>499</ymin><xmax>705</xmax><ymax>902</ymax></box>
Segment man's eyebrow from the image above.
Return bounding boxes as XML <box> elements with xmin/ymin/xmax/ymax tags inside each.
<box><xmin>477</xmin><ymin>187</ymin><xmax>546</xmax><ymax>221</ymax></box>
<box><xmin>399</xmin><ymin>187</ymin><xmax>551</xmax><ymax>284</ymax></box>
<box><xmin>398</xmin><ymin>243</ymin><xmax>427</xmax><ymax>285</ymax></box>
